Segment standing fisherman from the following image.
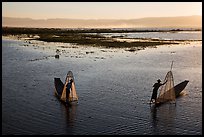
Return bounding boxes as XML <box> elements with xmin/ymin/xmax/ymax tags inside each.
<box><xmin>65</xmin><ymin>76</ymin><xmax>73</xmax><ymax>103</ymax></box>
<box><xmin>150</xmin><ymin>79</ymin><xmax>167</xmax><ymax>103</ymax></box>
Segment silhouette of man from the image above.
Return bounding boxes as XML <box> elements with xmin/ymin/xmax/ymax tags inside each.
<box><xmin>65</xmin><ymin>78</ymin><xmax>73</xmax><ymax>103</ymax></box>
<box><xmin>150</xmin><ymin>79</ymin><xmax>167</xmax><ymax>103</ymax></box>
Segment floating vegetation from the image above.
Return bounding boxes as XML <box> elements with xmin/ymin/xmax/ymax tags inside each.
<box><xmin>126</xmin><ymin>47</ymin><xmax>137</xmax><ymax>52</ymax></box>
<box><xmin>86</xmin><ymin>51</ymin><xmax>94</xmax><ymax>54</ymax></box>
<box><xmin>2</xmin><ymin>27</ymin><xmax>182</xmax><ymax>49</ymax></box>
<box><xmin>55</xmin><ymin>55</ymin><xmax>60</xmax><ymax>59</ymax></box>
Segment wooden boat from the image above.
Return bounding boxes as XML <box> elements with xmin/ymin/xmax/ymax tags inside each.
<box><xmin>154</xmin><ymin>80</ymin><xmax>189</xmax><ymax>107</ymax></box>
<box><xmin>174</xmin><ymin>80</ymin><xmax>189</xmax><ymax>97</ymax></box>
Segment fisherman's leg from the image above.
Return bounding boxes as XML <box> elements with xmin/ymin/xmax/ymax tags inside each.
<box><xmin>150</xmin><ymin>92</ymin><xmax>155</xmax><ymax>103</ymax></box>
<box><xmin>66</xmin><ymin>90</ymin><xmax>69</xmax><ymax>103</ymax></box>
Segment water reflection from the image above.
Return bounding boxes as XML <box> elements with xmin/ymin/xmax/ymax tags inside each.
<box><xmin>150</xmin><ymin>104</ymin><xmax>177</xmax><ymax>135</ymax></box>
<box><xmin>64</xmin><ymin>103</ymin><xmax>78</xmax><ymax>128</ymax></box>
<box><xmin>150</xmin><ymin>106</ymin><xmax>159</xmax><ymax>134</ymax></box>
<box><xmin>151</xmin><ymin>106</ymin><xmax>158</xmax><ymax>124</ymax></box>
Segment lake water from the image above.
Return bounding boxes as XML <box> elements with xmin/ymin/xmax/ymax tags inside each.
<box><xmin>2</xmin><ymin>31</ymin><xmax>202</xmax><ymax>135</ymax></box>
<box><xmin>97</xmin><ymin>30</ymin><xmax>202</xmax><ymax>41</ymax></box>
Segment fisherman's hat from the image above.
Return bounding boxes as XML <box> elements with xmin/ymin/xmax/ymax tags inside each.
<box><xmin>157</xmin><ymin>79</ymin><xmax>161</xmax><ymax>82</ymax></box>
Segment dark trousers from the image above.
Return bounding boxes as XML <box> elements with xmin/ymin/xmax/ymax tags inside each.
<box><xmin>151</xmin><ymin>90</ymin><xmax>157</xmax><ymax>101</ymax></box>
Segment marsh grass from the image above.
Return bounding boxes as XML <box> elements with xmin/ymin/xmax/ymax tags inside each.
<box><xmin>2</xmin><ymin>27</ymin><xmax>180</xmax><ymax>48</ymax></box>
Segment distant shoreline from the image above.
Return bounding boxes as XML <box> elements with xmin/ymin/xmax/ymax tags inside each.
<box><xmin>2</xmin><ymin>27</ymin><xmax>201</xmax><ymax>50</ymax></box>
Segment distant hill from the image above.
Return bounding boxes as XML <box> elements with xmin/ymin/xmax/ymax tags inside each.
<box><xmin>2</xmin><ymin>15</ymin><xmax>201</xmax><ymax>28</ymax></box>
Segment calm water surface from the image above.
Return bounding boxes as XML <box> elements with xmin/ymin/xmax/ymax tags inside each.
<box><xmin>2</xmin><ymin>38</ymin><xmax>202</xmax><ymax>135</ymax></box>
<box><xmin>101</xmin><ymin>31</ymin><xmax>202</xmax><ymax>40</ymax></box>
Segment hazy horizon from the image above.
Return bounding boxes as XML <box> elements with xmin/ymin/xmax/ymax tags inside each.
<box><xmin>2</xmin><ymin>2</ymin><xmax>202</xmax><ymax>28</ymax></box>
<box><xmin>2</xmin><ymin>2</ymin><xmax>202</xmax><ymax>20</ymax></box>
<box><xmin>2</xmin><ymin>14</ymin><xmax>201</xmax><ymax>20</ymax></box>
<box><xmin>2</xmin><ymin>15</ymin><xmax>202</xmax><ymax>29</ymax></box>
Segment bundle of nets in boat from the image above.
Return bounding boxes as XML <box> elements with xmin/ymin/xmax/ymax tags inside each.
<box><xmin>157</xmin><ymin>71</ymin><xmax>176</xmax><ymax>103</ymax></box>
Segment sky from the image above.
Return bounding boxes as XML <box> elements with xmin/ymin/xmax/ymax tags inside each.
<box><xmin>2</xmin><ymin>2</ymin><xmax>202</xmax><ymax>20</ymax></box>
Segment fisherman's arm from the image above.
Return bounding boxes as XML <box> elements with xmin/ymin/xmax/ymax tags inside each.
<box><xmin>162</xmin><ymin>80</ymin><xmax>168</xmax><ymax>85</ymax></box>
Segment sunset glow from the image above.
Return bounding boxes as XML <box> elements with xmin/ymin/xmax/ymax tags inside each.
<box><xmin>2</xmin><ymin>2</ymin><xmax>202</xmax><ymax>20</ymax></box>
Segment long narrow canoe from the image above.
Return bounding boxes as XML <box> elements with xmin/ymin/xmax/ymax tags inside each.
<box><xmin>54</xmin><ymin>78</ymin><xmax>64</xmax><ymax>98</ymax></box>
<box><xmin>174</xmin><ymin>80</ymin><xmax>189</xmax><ymax>97</ymax></box>
<box><xmin>54</xmin><ymin>78</ymin><xmax>68</xmax><ymax>105</ymax></box>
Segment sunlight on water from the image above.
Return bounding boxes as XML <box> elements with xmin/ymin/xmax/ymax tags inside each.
<box><xmin>101</xmin><ymin>30</ymin><xmax>202</xmax><ymax>40</ymax></box>
<box><xmin>2</xmin><ymin>30</ymin><xmax>202</xmax><ymax>135</ymax></box>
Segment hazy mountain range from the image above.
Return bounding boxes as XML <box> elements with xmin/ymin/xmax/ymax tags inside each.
<box><xmin>2</xmin><ymin>15</ymin><xmax>201</xmax><ymax>28</ymax></box>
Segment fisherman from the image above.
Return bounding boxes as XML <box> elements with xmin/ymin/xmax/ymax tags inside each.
<box><xmin>65</xmin><ymin>77</ymin><xmax>73</xmax><ymax>103</ymax></box>
<box><xmin>150</xmin><ymin>79</ymin><xmax>167</xmax><ymax>103</ymax></box>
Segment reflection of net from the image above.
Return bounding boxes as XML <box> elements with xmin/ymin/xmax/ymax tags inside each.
<box><xmin>157</xmin><ymin>71</ymin><xmax>175</xmax><ymax>103</ymax></box>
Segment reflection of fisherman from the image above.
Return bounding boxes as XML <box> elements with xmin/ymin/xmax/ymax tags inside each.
<box><xmin>150</xmin><ymin>79</ymin><xmax>167</xmax><ymax>103</ymax></box>
<box><xmin>65</xmin><ymin>77</ymin><xmax>73</xmax><ymax>103</ymax></box>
